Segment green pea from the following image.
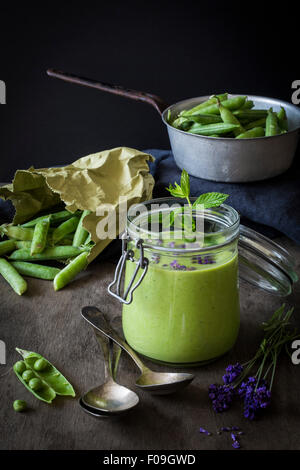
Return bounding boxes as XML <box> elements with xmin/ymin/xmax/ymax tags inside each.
<box><xmin>29</xmin><ymin>378</ymin><xmax>43</xmax><ymax>391</ymax></box>
<box><xmin>22</xmin><ymin>369</ymin><xmax>35</xmax><ymax>382</ymax></box>
<box><xmin>33</xmin><ymin>358</ymin><xmax>48</xmax><ymax>371</ymax></box>
<box><xmin>13</xmin><ymin>400</ymin><xmax>27</xmax><ymax>412</ymax></box>
<box><xmin>14</xmin><ymin>361</ymin><xmax>26</xmax><ymax>375</ymax></box>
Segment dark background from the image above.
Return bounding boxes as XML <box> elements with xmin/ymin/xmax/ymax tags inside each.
<box><xmin>0</xmin><ymin>2</ymin><xmax>299</xmax><ymax>181</ymax></box>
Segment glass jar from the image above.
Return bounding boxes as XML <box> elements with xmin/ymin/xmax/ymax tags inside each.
<box><xmin>108</xmin><ymin>197</ymin><xmax>297</xmax><ymax>366</ymax></box>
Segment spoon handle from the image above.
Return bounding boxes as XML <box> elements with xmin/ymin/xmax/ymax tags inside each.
<box><xmin>82</xmin><ymin>306</ymin><xmax>149</xmax><ymax>375</ymax></box>
<box><xmin>94</xmin><ymin>331</ymin><xmax>121</xmax><ymax>381</ymax></box>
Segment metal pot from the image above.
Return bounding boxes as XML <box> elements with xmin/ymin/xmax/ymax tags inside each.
<box><xmin>47</xmin><ymin>69</ymin><xmax>300</xmax><ymax>183</ymax></box>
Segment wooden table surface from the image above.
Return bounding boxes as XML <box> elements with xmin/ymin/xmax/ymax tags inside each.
<box><xmin>1</xmin><ymin>236</ymin><xmax>300</xmax><ymax>451</ymax></box>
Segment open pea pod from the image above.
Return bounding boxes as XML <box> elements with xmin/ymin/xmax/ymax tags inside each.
<box><xmin>16</xmin><ymin>348</ymin><xmax>75</xmax><ymax>397</ymax></box>
<box><xmin>13</xmin><ymin>361</ymin><xmax>56</xmax><ymax>404</ymax></box>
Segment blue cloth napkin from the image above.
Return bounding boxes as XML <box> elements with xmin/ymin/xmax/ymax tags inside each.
<box><xmin>146</xmin><ymin>149</ymin><xmax>300</xmax><ymax>245</ymax></box>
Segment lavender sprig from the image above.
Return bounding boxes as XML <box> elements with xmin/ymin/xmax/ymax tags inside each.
<box><xmin>208</xmin><ymin>304</ymin><xmax>299</xmax><ymax>420</ymax></box>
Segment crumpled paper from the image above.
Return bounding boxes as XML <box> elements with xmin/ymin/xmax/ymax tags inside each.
<box><xmin>0</xmin><ymin>147</ymin><xmax>155</xmax><ymax>261</ymax></box>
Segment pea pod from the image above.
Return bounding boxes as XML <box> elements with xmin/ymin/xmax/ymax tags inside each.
<box><xmin>241</xmin><ymin>100</ymin><xmax>254</xmax><ymax>109</ymax></box>
<box><xmin>52</xmin><ymin>217</ymin><xmax>80</xmax><ymax>245</ymax></box>
<box><xmin>54</xmin><ymin>251</ymin><xmax>89</xmax><ymax>291</ymax></box>
<box><xmin>0</xmin><ymin>225</ymin><xmax>34</xmax><ymax>241</ymax></box>
<box><xmin>192</xmin><ymin>96</ymin><xmax>246</xmax><ymax>116</ymax></box>
<box><xmin>217</xmin><ymin>100</ymin><xmax>244</xmax><ymax>136</ymax></box>
<box><xmin>171</xmin><ymin>117</ymin><xmax>188</xmax><ymax>129</ymax></box>
<box><xmin>11</xmin><ymin>261</ymin><xmax>61</xmax><ymax>280</ymax></box>
<box><xmin>277</xmin><ymin>106</ymin><xmax>288</xmax><ymax>131</ymax></box>
<box><xmin>0</xmin><ymin>240</ymin><xmax>16</xmax><ymax>256</ymax></box>
<box><xmin>244</xmin><ymin>118</ymin><xmax>266</xmax><ymax>130</ymax></box>
<box><xmin>236</xmin><ymin>127</ymin><xmax>265</xmax><ymax>139</ymax></box>
<box><xmin>22</xmin><ymin>210</ymin><xmax>75</xmax><ymax>228</ymax></box>
<box><xmin>187</xmin><ymin>122</ymin><xmax>240</xmax><ymax>136</ymax></box>
<box><xmin>182</xmin><ymin>114</ymin><xmax>222</xmax><ymax>125</ymax></box>
<box><xmin>265</xmin><ymin>108</ymin><xmax>280</xmax><ymax>136</ymax></box>
<box><xmin>9</xmin><ymin>245</ymin><xmax>90</xmax><ymax>261</ymax></box>
<box><xmin>72</xmin><ymin>210</ymin><xmax>91</xmax><ymax>247</ymax></box>
<box><xmin>31</xmin><ymin>216</ymin><xmax>51</xmax><ymax>255</ymax></box>
<box><xmin>0</xmin><ymin>258</ymin><xmax>27</xmax><ymax>295</ymax></box>
<box><xmin>233</xmin><ymin>109</ymin><xmax>268</xmax><ymax>120</ymax></box>
<box><xmin>16</xmin><ymin>348</ymin><xmax>75</xmax><ymax>397</ymax></box>
<box><xmin>13</xmin><ymin>362</ymin><xmax>56</xmax><ymax>404</ymax></box>
<box><xmin>180</xmin><ymin>93</ymin><xmax>228</xmax><ymax>116</ymax></box>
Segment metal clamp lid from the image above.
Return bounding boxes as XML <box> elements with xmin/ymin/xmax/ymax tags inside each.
<box><xmin>107</xmin><ymin>232</ymin><xmax>149</xmax><ymax>304</ymax></box>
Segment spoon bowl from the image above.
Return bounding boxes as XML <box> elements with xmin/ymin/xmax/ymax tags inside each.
<box><xmin>82</xmin><ymin>380</ymin><xmax>139</xmax><ymax>412</ymax></box>
<box><xmin>80</xmin><ymin>327</ymin><xmax>139</xmax><ymax>416</ymax></box>
<box><xmin>135</xmin><ymin>370</ymin><xmax>194</xmax><ymax>395</ymax></box>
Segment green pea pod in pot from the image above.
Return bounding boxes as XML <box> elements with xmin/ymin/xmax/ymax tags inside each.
<box><xmin>236</xmin><ymin>127</ymin><xmax>265</xmax><ymax>139</ymax></box>
<box><xmin>194</xmin><ymin>96</ymin><xmax>246</xmax><ymax>116</ymax></box>
<box><xmin>187</xmin><ymin>122</ymin><xmax>240</xmax><ymax>136</ymax></box>
<box><xmin>183</xmin><ymin>114</ymin><xmax>222</xmax><ymax>125</ymax></box>
<box><xmin>277</xmin><ymin>106</ymin><xmax>288</xmax><ymax>132</ymax></box>
<box><xmin>15</xmin><ymin>348</ymin><xmax>76</xmax><ymax>397</ymax></box>
<box><xmin>217</xmin><ymin>99</ymin><xmax>244</xmax><ymax>136</ymax></box>
<box><xmin>180</xmin><ymin>93</ymin><xmax>228</xmax><ymax>116</ymax></box>
<box><xmin>233</xmin><ymin>109</ymin><xmax>268</xmax><ymax>120</ymax></box>
<box><xmin>244</xmin><ymin>118</ymin><xmax>266</xmax><ymax>130</ymax></box>
<box><xmin>265</xmin><ymin>108</ymin><xmax>280</xmax><ymax>136</ymax></box>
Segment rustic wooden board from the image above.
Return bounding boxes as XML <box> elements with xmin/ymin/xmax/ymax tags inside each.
<box><xmin>0</xmin><ymin>236</ymin><xmax>299</xmax><ymax>450</ymax></box>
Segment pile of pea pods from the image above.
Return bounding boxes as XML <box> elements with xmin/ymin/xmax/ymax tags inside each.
<box><xmin>0</xmin><ymin>208</ymin><xmax>93</xmax><ymax>295</ymax></box>
<box><xmin>169</xmin><ymin>93</ymin><xmax>288</xmax><ymax>138</ymax></box>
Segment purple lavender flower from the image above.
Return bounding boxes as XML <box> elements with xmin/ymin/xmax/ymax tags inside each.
<box><xmin>232</xmin><ymin>440</ymin><xmax>241</xmax><ymax>449</ymax></box>
<box><xmin>192</xmin><ymin>254</ymin><xmax>215</xmax><ymax>265</ymax></box>
<box><xmin>170</xmin><ymin>260</ymin><xmax>180</xmax><ymax>269</ymax></box>
<box><xmin>231</xmin><ymin>433</ymin><xmax>241</xmax><ymax>449</ymax></box>
<box><xmin>208</xmin><ymin>384</ymin><xmax>235</xmax><ymax>413</ymax></box>
<box><xmin>238</xmin><ymin>377</ymin><xmax>271</xmax><ymax>420</ymax></box>
<box><xmin>169</xmin><ymin>260</ymin><xmax>187</xmax><ymax>270</ymax></box>
<box><xmin>199</xmin><ymin>427</ymin><xmax>211</xmax><ymax>436</ymax></box>
<box><xmin>222</xmin><ymin>363</ymin><xmax>243</xmax><ymax>385</ymax></box>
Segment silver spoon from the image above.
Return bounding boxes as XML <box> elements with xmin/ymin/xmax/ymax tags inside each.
<box><xmin>81</xmin><ymin>306</ymin><xmax>195</xmax><ymax>395</ymax></box>
<box><xmin>80</xmin><ymin>328</ymin><xmax>139</xmax><ymax>416</ymax></box>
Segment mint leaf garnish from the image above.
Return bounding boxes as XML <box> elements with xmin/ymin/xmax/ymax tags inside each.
<box><xmin>193</xmin><ymin>192</ymin><xmax>229</xmax><ymax>209</ymax></box>
<box><xmin>164</xmin><ymin>170</ymin><xmax>229</xmax><ymax>233</ymax></box>
<box><xmin>180</xmin><ymin>169</ymin><xmax>190</xmax><ymax>200</ymax></box>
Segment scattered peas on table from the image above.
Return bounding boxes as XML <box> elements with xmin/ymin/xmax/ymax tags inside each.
<box><xmin>13</xmin><ymin>400</ymin><xmax>27</xmax><ymax>412</ymax></box>
<box><xmin>168</xmin><ymin>93</ymin><xmax>288</xmax><ymax>138</ymax></box>
<box><xmin>0</xmin><ymin>208</ymin><xmax>94</xmax><ymax>295</ymax></box>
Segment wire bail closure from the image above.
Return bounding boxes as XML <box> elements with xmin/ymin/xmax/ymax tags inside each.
<box><xmin>107</xmin><ymin>232</ymin><xmax>149</xmax><ymax>304</ymax></box>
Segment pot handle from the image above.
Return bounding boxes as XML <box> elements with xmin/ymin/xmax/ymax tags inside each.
<box><xmin>46</xmin><ymin>69</ymin><xmax>168</xmax><ymax>115</ymax></box>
